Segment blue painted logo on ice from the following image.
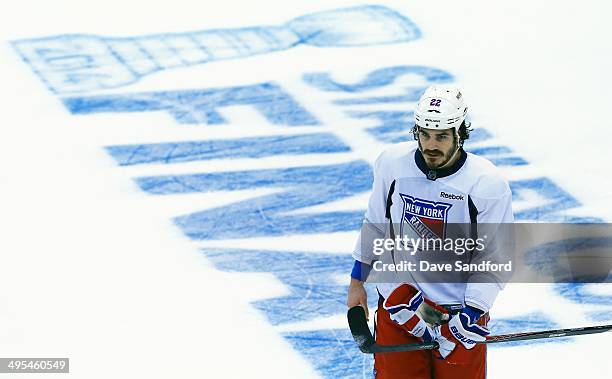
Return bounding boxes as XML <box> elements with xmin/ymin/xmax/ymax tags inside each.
<box><xmin>11</xmin><ymin>4</ymin><xmax>610</xmax><ymax>379</ymax></box>
<box><xmin>11</xmin><ymin>5</ymin><xmax>420</xmax><ymax>94</ymax></box>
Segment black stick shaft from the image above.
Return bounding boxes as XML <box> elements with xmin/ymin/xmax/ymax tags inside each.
<box><xmin>484</xmin><ymin>324</ymin><xmax>612</xmax><ymax>344</ymax></box>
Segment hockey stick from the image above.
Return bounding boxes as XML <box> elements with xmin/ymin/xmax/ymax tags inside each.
<box><xmin>347</xmin><ymin>306</ymin><xmax>612</xmax><ymax>354</ymax></box>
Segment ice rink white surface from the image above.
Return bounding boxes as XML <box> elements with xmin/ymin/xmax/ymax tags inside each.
<box><xmin>1</xmin><ymin>1</ymin><xmax>611</xmax><ymax>377</ymax></box>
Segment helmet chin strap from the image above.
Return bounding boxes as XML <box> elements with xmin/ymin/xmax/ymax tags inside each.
<box><xmin>437</xmin><ymin>137</ymin><xmax>461</xmax><ymax>169</ymax></box>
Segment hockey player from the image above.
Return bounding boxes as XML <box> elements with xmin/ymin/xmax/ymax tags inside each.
<box><xmin>347</xmin><ymin>85</ymin><xmax>514</xmax><ymax>378</ymax></box>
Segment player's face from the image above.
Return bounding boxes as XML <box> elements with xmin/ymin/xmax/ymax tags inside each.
<box><xmin>417</xmin><ymin>127</ymin><xmax>459</xmax><ymax>169</ymax></box>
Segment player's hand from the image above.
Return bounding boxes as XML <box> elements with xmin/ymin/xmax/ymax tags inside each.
<box><xmin>347</xmin><ymin>278</ymin><xmax>369</xmax><ymax>321</ymax></box>
<box><xmin>383</xmin><ymin>284</ymin><xmax>436</xmax><ymax>342</ymax></box>
<box><xmin>434</xmin><ymin>306</ymin><xmax>489</xmax><ymax>362</ymax></box>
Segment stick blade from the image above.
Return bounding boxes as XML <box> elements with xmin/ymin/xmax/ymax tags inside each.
<box><xmin>347</xmin><ymin>306</ymin><xmax>375</xmax><ymax>353</ymax></box>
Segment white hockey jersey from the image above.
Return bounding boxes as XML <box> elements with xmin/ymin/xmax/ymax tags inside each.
<box><xmin>353</xmin><ymin>142</ymin><xmax>514</xmax><ymax>312</ymax></box>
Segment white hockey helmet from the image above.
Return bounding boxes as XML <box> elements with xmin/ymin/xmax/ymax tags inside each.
<box><xmin>414</xmin><ymin>85</ymin><xmax>468</xmax><ymax>130</ymax></box>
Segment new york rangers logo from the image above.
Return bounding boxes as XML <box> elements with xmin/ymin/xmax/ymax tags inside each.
<box><xmin>399</xmin><ymin>194</ymin><xmax>452</xmax><ymax>239</ymax></box>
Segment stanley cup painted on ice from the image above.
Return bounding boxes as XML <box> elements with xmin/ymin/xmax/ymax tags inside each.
<box><xmin>12</xmin><ymin>5</ymin><xmax>420</xmax><ymax>94</ymax></box>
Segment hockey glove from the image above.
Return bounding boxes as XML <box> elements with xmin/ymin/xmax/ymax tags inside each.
<box><xmin>435</xmin><ymin>305</ymin><xmax>489</xmax><ymax>363</ymax></box>
<box><xmin>382</xmin><ymin>284</ymin><xmax>436</xmax><ymax>342</ymax></box>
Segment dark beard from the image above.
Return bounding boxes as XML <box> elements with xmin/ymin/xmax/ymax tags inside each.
<box><xmin>418</xmin><ymin>138</ymin><xmax>459</xmax><ymax>169</ymax></box>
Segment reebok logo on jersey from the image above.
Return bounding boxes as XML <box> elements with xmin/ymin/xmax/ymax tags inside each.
<box><xmin>440</xmin><ymin>191</ymin><xmax>464</xmax><ymax>201</ymax></box>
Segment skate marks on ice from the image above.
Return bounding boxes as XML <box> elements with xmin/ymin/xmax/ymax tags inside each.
<box><xmin>11</xmin><ymin>5</ymin><xmax>610</xmax><ymax>379</ymax></box>
<box><xmin>62</xmin><ymin>66</ymin><xmax>603</xmax><ymax>377</ymax></box>
<box><xmin>12</xmin><ymin>5</ymin><xmax>420</xmax><ymax>94</ymax></box>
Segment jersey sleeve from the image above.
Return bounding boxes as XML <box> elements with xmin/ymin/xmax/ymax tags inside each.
<box><xmin>464</xmin><ymin>174</ymin><xmax>515</xmax><ymax>312</ymax></box>
<box><xmin>352</xmin><ymin>152</ymin><xmax>389</xmax><ymax>266</ymax></box>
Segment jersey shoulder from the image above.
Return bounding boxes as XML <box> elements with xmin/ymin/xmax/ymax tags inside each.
<box><xmin>375</xmin><ymin>141</ymin><xmax>418</xmax><ymax>167</ymax></box>
<box><xmin>465</xmin><ymin>152</ymin><xmax>511</xmax><ymax>200</ymax></box>
<box><xmin>373</xmin><ymin>141</ymin><xmax>419</xmax><ymax>178</ymax></box>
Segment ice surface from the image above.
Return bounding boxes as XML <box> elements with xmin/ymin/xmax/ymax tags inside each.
<box><xmin>1</xmin><ymin>1</ymin><xmax>611</xmax><ymax>378</ymax></box>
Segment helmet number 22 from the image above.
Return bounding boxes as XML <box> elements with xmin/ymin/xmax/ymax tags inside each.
<box><xmin>430</xmin><ymin>99</ymin><xmax>442</xmax><ymax>106</ymax></box>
